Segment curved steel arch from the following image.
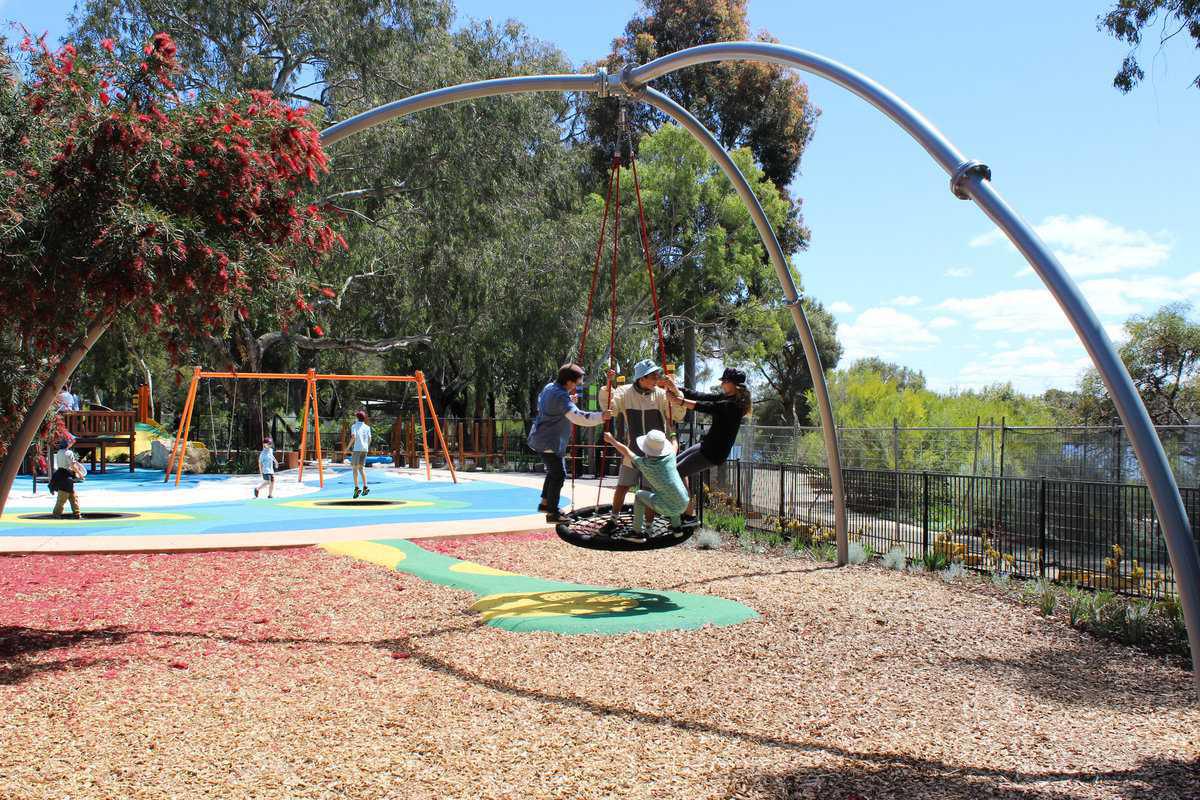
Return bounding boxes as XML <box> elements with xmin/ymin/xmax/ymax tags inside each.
<box><xmin>321</xmin><ymin>42</ymin><xmax>1200</xmax><ymax>694</ymax></box>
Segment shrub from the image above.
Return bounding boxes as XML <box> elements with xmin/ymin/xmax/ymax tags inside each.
<box><xmin>921</xmin><ymin>551</ymin><xmax>950</xmax><ymax>572</ymax></box>
<box><xmin>691</xmin><ymin>528</ymin><xmax>721</xmax><ymax>550</ymax></box>
<box><xmin>881</xmin><ymin>546</ymin><xmax>906</xmax><ymax>571</ymax></box>
<box><xmin>1035</xmin><ymin>580</ymin><xmax>1057</xmax><ymax>617</ymax></box>
<box><xmin>1067</xmin><ymin>588</ymin><xmax>1092</xmax><ymax>627</ymax></box>
<box><xmin>1123</xmin><ymin>601</ymin><xmax>1151</xmax><ymax>644</ymax></box>
<box><xmin>706</xmin><ymin>512</ymin><xmax>745</xmax><ymax>537</ymax></box>
<box><xmin>941</xmin><ymin>562</ymin><xmax>967</xmax><ymax>582</ymax></box>
<box><xmin>811</xmin><ymin>542</ymin><xmax>837</xmax><ymax>563</ymax></box>
<box><xmin>847</xmin><ymin>541</ymin><xmax>869</xmax><ymax>565</ymax></box>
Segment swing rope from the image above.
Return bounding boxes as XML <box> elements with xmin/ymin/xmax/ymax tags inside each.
<box><xmin>554</xmin><ymin>102</ymin><xmax>698</xmax><ymax>550</ymax></box>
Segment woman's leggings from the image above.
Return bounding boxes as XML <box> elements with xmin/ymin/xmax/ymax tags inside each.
<box><xmin>676</xmin><ymin>443</ymin><xmax>717</xmax><ymax>507</ymax></box>
<box><xmin>540</xmin><ymin>452</ymin><xmax>567</xmax><ymax>508</ymax></box>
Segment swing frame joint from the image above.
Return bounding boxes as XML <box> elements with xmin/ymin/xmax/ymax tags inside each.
<box><xmin>950</xmin><ymin>160</ymin><xmax>991</xmax><ymax>200</ymax></box>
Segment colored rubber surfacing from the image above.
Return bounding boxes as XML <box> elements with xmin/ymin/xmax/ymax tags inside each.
<box><xmin>321</xmin><ymin>538</ymin><xmax>758</xmax><ymax>635</ymax></box>
<box><xmin>0</xmin><ymin>469</ymin><xmax>546</xmax><ymax>537</ymax></box>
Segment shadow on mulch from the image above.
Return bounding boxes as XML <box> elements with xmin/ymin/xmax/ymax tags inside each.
<box><xmin>947</xmin><ymin>646</ymin><xmax>1197</xmax><ymax>711</ymax></box>
<box><xmin>665</xmin><ymin>564</ymin><xmax>839</xmax><ymax>591</ymax></box>
<box><xmin>0</xmin><ymin>626</ymin><xmax>131</xmax><ymax>685</ymax></box>
<box><xmin>733</xmin><ymin>755</ymin><xmax>1200</xmax><ymax>800</ymax></box>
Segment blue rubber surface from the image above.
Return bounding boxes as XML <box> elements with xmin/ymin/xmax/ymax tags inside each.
<box><xmin>1</xmin><ymin>469</ymin><xmax>549</xmax><ymax>537</ymax></box>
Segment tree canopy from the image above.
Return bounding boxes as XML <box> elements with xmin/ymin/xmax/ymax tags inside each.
<box><xmin>1098</xmin><ymin>1</ymin><xmax>1200</xmax><ymax>92</ymax></box>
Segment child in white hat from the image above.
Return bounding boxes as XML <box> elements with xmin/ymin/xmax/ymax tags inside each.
<box><xmin>602</xmin><ymin>429</ymin><xmax>689</xmax><ymax>541</ymax></box>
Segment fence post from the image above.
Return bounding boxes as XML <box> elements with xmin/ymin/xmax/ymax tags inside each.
<box><xmin>779</xmin><ymin>463</ymin><xmax>786</xmax><ymax>522</ymax></box>
<box><xmin>1038</xmin><ymin>476</ymin><xmax>1047</xmax><ymax>579</ymax></box>
<box><xmin>893</xmin><ymin>418</ymin><xmax>901</xmax><ymax>544</ymax></box>
<box><xmin>922</xmin><ymin>471</ymin><xmax>930</xmax><ymax>556</ymax></box>
<box><xmin>735</xmin><ymin>459</ymin><xmax>742</xmax><ymax>509</ymax></box>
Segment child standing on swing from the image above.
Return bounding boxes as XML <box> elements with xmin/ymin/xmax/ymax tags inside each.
<box><xmin>255</xmin><ymin>438</ymin><xmax>278</xmax><ymax>499</ymax></box>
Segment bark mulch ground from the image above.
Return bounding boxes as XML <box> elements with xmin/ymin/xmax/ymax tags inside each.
<box><xmin>0</xmin><ymin>533</ymin><xmax>1196</xmax><ymax>799</ymax></box>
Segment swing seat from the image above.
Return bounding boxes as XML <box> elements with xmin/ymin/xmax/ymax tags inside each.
<box><xmin>555</xmin><ymin>504</ymin><xmax>699</xmax><ymax>551</ymax></box>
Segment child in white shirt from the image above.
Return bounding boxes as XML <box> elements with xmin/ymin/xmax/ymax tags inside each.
<box><xmin>349</xmin><ymin>410</ymin><xmax>372</xmax><ymax>499</ymax></box>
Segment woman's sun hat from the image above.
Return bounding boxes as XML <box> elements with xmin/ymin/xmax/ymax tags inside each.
<box><xmin>636</xmin><ymin>429</ymin><xmax>675</xmax><ymax>457</ymax></box>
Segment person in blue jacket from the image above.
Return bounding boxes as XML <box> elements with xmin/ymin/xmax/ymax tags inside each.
<box><xmin>528</xmin><ymin>363</ymin><xmax>611</xmax><ymax>521</ymax></box>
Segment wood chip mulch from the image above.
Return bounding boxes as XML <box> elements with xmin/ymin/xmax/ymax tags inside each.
<box><xmin>0</xmin><ymin>535</ymin><xmax>1196</xmax><ymax>800</ymax></box>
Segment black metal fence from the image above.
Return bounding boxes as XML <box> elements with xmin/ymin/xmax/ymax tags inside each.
<box><xmin>704</xmin><ymin>459</ymin><xmax>1199</xmax><ymax>599</ymax></box>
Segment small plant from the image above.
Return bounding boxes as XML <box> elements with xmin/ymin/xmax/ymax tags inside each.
<box><xmin>1091</xmin><ymin>590</ymin><xmax>1117</xmax><ymax>625</ymax></box>
<box><xmin>1035</xmin><ymin>579</ymin><xmax>1057</xmax><ymax>617</ymax></box>
<box><xmin>921</xmin><ymin>551</ymin><xmax>950</xmax><ymax>572</ymax></box>
<box><xmin>1066</xmin><ymin>588</ymin><xmax>1092</xmax><ymax>627</ymax></box>
<box><xmin>1123</xmin><ymin>601</ymin><xmax>1151</xmax><ymax>644</ymax></box>
<box><xmin>847</xmin><ymin>541</ymin><xmax>869</xmax><ymax>565</ymax></box>
<box><xmin>765</xmin><ymin>530</ymin><xmax>784</xmax><ymax>548</ymax></box>
<box><xmin>941</xmin><ymin>561</ymin><xmax>967</xmax><ymax>582</ymax></box>
<box><xmin>881</xmin><ymin>546</ymin><xmax>906</xmax><ymax>571</ymax></box>
<box><xmin>1157</xmin><ymin>593</ymin><xmax>1188</xmax><ymax>640</ymax></box>
<box><xmin>811</xmin><ymin>542</ymin><xmax>838</xmax><ymax>562</ymax></box>
<box><xmin>990</xmin><ymin>569</ymin><xmax>1010</xmax><ymax>588</ymax></box>
<box><xmin>691</xmin><ymin>528</ymin><xmax>722</xmax><ymax>550</ymax></box>
<box><xmin>706</xmin><ymin>513</ymin><xmax>746</xmax><ymax>537</ymax></box>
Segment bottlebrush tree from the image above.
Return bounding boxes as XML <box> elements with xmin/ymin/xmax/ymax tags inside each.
<box><xmin>0</xmin><ymin>32</ymin><xmax>344</xmax><ymax>512</ymax></box>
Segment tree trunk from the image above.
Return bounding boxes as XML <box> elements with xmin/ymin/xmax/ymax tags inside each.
<box><xmin>0</xmin><ymin>316</ymin><xmax>114</xmax><ymax>517</ymax></box>
<box><xmin>684</xmin><ymin>322</ymin><xmax>697</xmax><ymax>390</ymax></box>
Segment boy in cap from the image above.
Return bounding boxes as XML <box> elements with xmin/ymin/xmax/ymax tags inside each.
<box><xmin>602</xmin><ymin>430</ymin><xmax>689</xmax><ymax>541</ymax></box>
<box><xmin>599</xmin><ymin>359</ymin><xmax>686</xmax><ymax>529</ymax></box>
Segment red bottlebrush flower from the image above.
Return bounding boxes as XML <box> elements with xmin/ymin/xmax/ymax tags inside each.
<box><xmin>319</xmin><ymin>287</ymin><xmax>336</xmax><ymax>298</ymax></box>
<box><xmin>98</xmin><ymin>92</ymin><xmax>110</xmax><ymax>105</ymax></box>
<box><xmin>312</xmin><ymin>325</ymin><xmax>324</xmax><ymax>337</ymax></box>
<box><xmin>100</xmin><ymin>38</ymin><xmax>115</xmax><ymax>53</ymax></box>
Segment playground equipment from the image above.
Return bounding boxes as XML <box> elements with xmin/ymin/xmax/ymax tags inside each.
<box><xmin>168</xmin><ymin>367</ymin><xmax>457</xmax><ymax>487</ymax></box>
<box><xmin>318</xmin><ymin>40</ymin><xmax>1200</xmax><ymax>693</ymax></box>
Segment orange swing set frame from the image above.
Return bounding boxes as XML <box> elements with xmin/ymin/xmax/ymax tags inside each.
<box><xmin>167</xmin><ymin>367</ymin><xmax>457</xmax><ymax>487</ymax></box>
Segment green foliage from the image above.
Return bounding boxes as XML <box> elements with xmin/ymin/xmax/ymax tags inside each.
<box><xmin>706</xmin><ymin>512</ymin><xmax>746</xmax><ymax>536</ymax></box>
<box><xmin>921</xmin><ymin>551</ymin><xmax>950</xmax><ymax>572</ymax></box>
<box><xmin>1098</xmin><ymin>1</ymin><xmax>1200</xmax><ymax>93</ymax></box>
<box><xmin>746</xmin><ymin>301</ymin><xmax>842</xmax><ymax>426</ymax></box>
<box><xmin>1034</xmin><ymin>580</ymin><xmax>1057</xmax><ymax>617</ymax></box>
<box><xmin>1075</xmin><ymin>303</ymin><xmax>1200</xmax><ymax>424</ymax></box>
<box><xmin>1122</xmin><ymin>600</ymin><xmax>1151</xmax><ymax>644</ymax></box>
<box><xmin>881</xmin><ymin>546</ymin><xmax>906</xmax><ymax>571</ymax></box>
<box><xmin>1067</xmin><ymin>587</ymin><xmax>1093</xmax><ymax>627</ymax></box>
<box><xmin>811</xmin><ymin>542</ymin><xmax>837</xmax><ymax>562</ymax></box>
<box><xmin>846</xmin><ymin>540</ymin><xmax>869</xmax><ymax>565</ymax></box>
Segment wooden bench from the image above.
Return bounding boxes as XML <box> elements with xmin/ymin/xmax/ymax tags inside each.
<box><xmin>63</xmin><ymin>411</ymin><xmax>137</xmax><ymax>473</ymax></box>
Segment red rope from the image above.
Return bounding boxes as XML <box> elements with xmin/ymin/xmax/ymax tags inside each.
<box><xmin>576</xmin><ymin>159</ymin><xmax>618</xmax><ymax>364</ymax></box>
<box><xmin>596</xmin><ymin>156</ymin><xmax>623</xmax><ymax>507</ymax></box>
<box><xmin>630</xmin><ymin>157</ymin><xmax>669</xmax><ymax>368</ymax></box>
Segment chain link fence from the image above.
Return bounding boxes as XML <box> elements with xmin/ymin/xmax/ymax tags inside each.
<box><xmin>735</xmin><ymin>422</ymin><xmax>1200</xmax><ymax>487</ymax></box>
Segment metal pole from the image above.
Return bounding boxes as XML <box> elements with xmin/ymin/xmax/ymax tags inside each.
<box><xmin>320</xmin><ymin>39</ymin><xmax>1200</xmax><ymax>695</ymax></box>
<box><xmin>637</xmin><ymin>87</ymin><xmax>849</xmax><ymax>566</ymax></box>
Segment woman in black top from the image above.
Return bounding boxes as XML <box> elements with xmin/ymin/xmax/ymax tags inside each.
<box><xmin>665</xmin><ymin>367</ymin><xmax>752</xmax><ymax>518</ymax></box>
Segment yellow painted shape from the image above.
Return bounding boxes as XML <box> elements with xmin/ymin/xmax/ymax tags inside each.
<box><xmin>320</xmin><ymin>540</ymin><xmax>407</xmax><ymax>569</ymax></box>
<box><xmin>0</xmin><ymin>511</ymin><xmax>191</xmax><ymax>525</ymax></box>
<box><xmin>449</xmin><ymin>562</ymin><xmax>517</xmax><ymax>576</ymax></box>
<box><xmin>472</xmin><ymin>590</ymin><xmax>639</xmax><ymax>621</ymax></box>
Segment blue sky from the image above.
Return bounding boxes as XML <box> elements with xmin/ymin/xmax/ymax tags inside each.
<box><xmin>6</xmin><ymin>1</ymin><xmax>1199</xmax><ymax>394</ymax></box>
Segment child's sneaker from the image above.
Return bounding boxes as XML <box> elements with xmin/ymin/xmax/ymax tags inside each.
<box><xmin>361</xmin><ymin>486</ymin><xmax>370</xmax><ymax>496</ymax></box>
<box><xmin>619</xmin><ymin>528</ymin><xmax>647</xmax><ymax>544</ymax></box>
<box><xmin>353</xmin><ymin>487</ymin><xmax>361</xmax><ymax>499</ymax></box>
<box><xmin>254</xmin><ymin>488</ymin><xmax>259</xmax><ymax>498</ymax></box>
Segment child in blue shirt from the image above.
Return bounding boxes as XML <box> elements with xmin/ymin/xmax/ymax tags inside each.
<box><xmin>255</xmin><ymin>438</ymin><xmax>278</xmax><ymax>498</ymax></box>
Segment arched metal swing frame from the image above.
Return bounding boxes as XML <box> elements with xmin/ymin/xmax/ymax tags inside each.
<box><xmin>319</xmin><ymin>41</ymin><xmax>1200</xmax><ymax>693</ymax></box>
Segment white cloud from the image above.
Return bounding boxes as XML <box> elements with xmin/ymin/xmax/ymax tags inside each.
<box><xmin>954</xmin><ymin>341</ymin><xmax>1092</xmax><ymax>393</ymax></box>
<box><xmin>938</xmin><ymin>289</ymin><xmax>1070</xmax><ymax>334</ymax></box>
<box><xmin>929</xmin><ymin>316</ymin><xmax>959</xmax><ymax>330</ymax></box>
<box><xmin>944</xmin><ymin>266</ymin><xmax>973</xmax><ymax>279</ymax></box>
<box><xmin>829</xmin><ymin>301</ymin><xmax>855</xmax><ymax>314</ymax></box>
<box><xmin>839</xmin><ymin>307</ymin><xmax>939</xmax><ymax>363</ymax></box>
<box><xmin>885</xmin><ymin>295</ymin><xmax>922</xmax><ymax>307</ymax></box>
<box><xmin>970</xmin><ymin>214</ymin><xmax>1172</xmax><ymax>278</ymax></box>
